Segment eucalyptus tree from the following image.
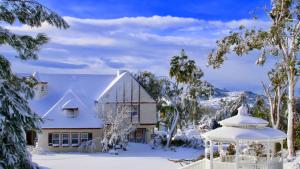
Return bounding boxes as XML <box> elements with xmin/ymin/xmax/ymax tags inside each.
<box><xmin>207</xmin><ymin>0</ymin><xmax>299</xmax><ymax>157</ymax></box>
<box><xmin>0</xmin><ymin>0</ymin><xmax>68</xmax><ymax>168</ymax></box>
<box><xmin>134</xmin><ymin>71</ymin><xmax>162</xmax><ymax>102</ymax></box>
<box><xmin>166</xmin><ymin>49</ymin><xmax>205</xmax><ymax>147</ymax></box>
<box><xmin>262</xmin><ymin>64</ymin><xmax>287</xmax><ymax>129</ymax></box>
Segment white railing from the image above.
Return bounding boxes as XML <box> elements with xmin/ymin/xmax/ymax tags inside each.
<box><xmin>180</xmin><ymin>159</ymin><xmax>206</xmax><ymax>169</ymax></box>
<box><xmin>239</xmin><ymin>157</ymin><xmax>283</xmax><ymax>169</ymax></box>
<box><xmin>214</xmin><ymin>161</ymin><xmax>235</xmax><ymax>169</ymax></box>
<box><xmin>179</xmin><ymin>156</ymin><xmax>283</xmax><ymax>169</ymax></box>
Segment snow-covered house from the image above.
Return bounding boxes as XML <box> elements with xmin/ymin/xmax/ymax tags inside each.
<box><xmin>27</xmin><ymin>70</ymin><xmax>157</xmax><ymax>152</ymax></box>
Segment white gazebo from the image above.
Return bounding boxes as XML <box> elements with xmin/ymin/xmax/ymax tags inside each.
<box><xmin>182</xmin><ymin>104</ymin><xmax>286</xmax><ymax>169</ymax></box>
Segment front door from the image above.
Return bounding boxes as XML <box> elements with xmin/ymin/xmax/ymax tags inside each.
<box><xmin>129</xmin><ymin>128</ymin><xmax>146</xmax><ymax>143</ymax></box>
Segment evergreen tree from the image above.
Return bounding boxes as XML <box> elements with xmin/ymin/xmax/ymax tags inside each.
<box><xmin>0</xmin><ymin>1</ymin><xmax>68</xmax><ymax>169</ymax></box>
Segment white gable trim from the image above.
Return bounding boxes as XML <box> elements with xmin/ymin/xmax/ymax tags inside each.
<box><xmin>97</xmin><ymin>72</ymin><xmax>127</xmax><ymax>100</ymax></box>
<box><xmin>97</xmin><ymin>72</ymin><xmax>156</xmax><ymax>103</ymax></box>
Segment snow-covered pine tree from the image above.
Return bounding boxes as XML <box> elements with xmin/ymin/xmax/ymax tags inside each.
<box><xmin>0</xmin><ymin>1</ymin><xmax>68</xmax><ymax>169</ymax></box>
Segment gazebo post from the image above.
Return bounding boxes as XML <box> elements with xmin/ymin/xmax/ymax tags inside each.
<box><xmin>205</xmin><ymin>140</ymin><xmax>208</xmax><ymax>159</ymax></box>
<box><xmin>218</xmin><ymin>142</ymin><xmax>222</xmax><ymax>161</ymax></box>
<box><xmin>235</xmin><ymin>140</ymin><xmax>239</xmax><ymax>169</ymax></box>
<box><xmin>210</xmin><ymin>140</ymin><xmax>214</xmax><ymax>169</ymax></box>
<box><xmin>280</xmin><ymin>141</ymin><xmax>283</xmax><ymax>162</ymax></box>
<box><xmin>267</xmin><ymin>140</ymin><xmax>270</xmax><ymax>167</ymax></box>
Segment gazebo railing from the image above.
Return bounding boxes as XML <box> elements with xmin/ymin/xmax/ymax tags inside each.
<box><xmin>238</xmin><ymin>157</ymin><xmax>283</xmax><ymax>169</ymax></box>
<box><xmin>179</xmin><ymin>156</ymin><xmax>282</xmax><ymax>169</ymax></box>
<box><xmin>213</xmin><ymin>161</ymin><xmax>235</xmax><ymax>169</ymax></box>
<box><xmin>180</xmin><ymin>159</ymin><xmax>206</xmax><ymax>169</ymax></box>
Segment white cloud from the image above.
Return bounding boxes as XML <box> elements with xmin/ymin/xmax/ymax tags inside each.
<box><xmin>64</xmin><ymin>15</ymin><xmax>199</xmax><ymax>29</ymax></box>
<box><xmin>3</xmin><ymin>15</ymin><xmax>272</xmax><ymax>92</ymax></box>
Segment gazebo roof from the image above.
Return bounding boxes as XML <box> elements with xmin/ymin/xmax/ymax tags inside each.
<box><xmin>219</xmin><ymin>105</ymin><xmax>269</xmax><ymax>127</ymax></box>
<box><xmin>202</xmin><ymin>126</ymin><xmax>286</xmax><ymax>141</ymax></box>
<box><xmin>202</xmin><ymin>104</ymin><xmax>286</xmax><ymax>142</ymax></box>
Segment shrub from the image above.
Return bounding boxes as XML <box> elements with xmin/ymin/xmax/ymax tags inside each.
<box><xmin>227</xmin><ymin>144</ymin><xmax>236</xmax><ymax>155</ymax></box>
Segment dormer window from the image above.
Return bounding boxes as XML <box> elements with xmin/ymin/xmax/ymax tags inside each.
<box><xmin>62</xmin><ymin>99</ymin><xmax>79</xmax><ymax>118</ymax></box>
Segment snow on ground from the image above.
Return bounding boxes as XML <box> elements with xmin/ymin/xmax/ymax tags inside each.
<box><xmin>32</xmin><ymin>143</ymin><xmax>203</xmax><ymax>169</ymax></box>
<box><xmin>284</xmin><ymin>151</ymin><xmax>300</xmax><ymax>169</ymax></box>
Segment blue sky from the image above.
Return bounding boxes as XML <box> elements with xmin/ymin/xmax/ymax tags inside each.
<box><xmin>39</xmin><ymin>0</ymin><xmax>269</xmax><ymax>20</ymax></box>
<box><xmin>3</xmin><ymin>0</ymin><xmax>278</xmax><ymax>93</ymax></box>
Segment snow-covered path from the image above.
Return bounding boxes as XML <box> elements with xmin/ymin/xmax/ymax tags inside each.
<box><xmin>32</xmin><ymin>143</ymin><xmax>203</xmax><ymax>169</ymax></box>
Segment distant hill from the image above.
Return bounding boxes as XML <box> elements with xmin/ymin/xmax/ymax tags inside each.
<box><xmin>200</xmin><ymin>89</ymin><xmax>259</xmax><ymax>110</ymax></box>
<box><xmin>197</xmin><ymin>84</ymin><xmax>263</xmax><ymax>129</ymax></box>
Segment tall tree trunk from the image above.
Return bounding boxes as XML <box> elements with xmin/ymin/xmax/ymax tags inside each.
<box><xmin>166</xmin><ymin>108</ymin><xmax>179</xmax><ymax>148</ymax></box>
<box><xmin>287</xmin><ymin>69</ymin><xmax>296</xmax><ymax>158</ymax></box>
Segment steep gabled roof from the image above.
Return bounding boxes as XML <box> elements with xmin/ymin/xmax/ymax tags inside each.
<box><xmin>28</xmin><ymin>73</ymin><xmax>116</xmax><ymax>128</ymax></box>
<box><xmin>97</xmin><ymin>71</ymin><xmax>156</xmax><ymax>103</ymax></box>
<box><xmin>29</xmin><ymin>73</ymin><xmax>115</xmax><ymax>116</ymax></box>
<box><xmin>98</xmin><ymin>72</ymin><xmax>127</xmax><ymax>99</ymax></box>
<box><xmin>42</xmin><ymin>90</ymin><xmax>102</xmax><ymax>128</ymax></box>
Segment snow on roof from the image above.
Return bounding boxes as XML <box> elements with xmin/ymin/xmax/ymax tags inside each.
<box><xmin>28</xmin><ymin>73</ymin><xmax>117</xmax><ymax>128</ymax></box>
<box><xmin>219</xmin><ymin>104</ymin><xmax>269</xmax><ymax>127</ymax></box>
<box><xmin>29</xmin><ymin>73</ymin><xmax>115</xmax><ymax>115</ymax></box>
<box><xmin>62</xmin><ymin>99</ymin><xmax>79</xmax><ymax>109</ymax></box>
<box><xmin>97</xmin><ymin>71</ymin><xmax>127</xmax><ymax>100</ymax></box>
<box><xmin>202</xmin><ymin>105</ymin><xmax>286</xmax><ymax>141</ymax></box>
<box><xmin>202</xmin><ymin>126</ymin><xmax>286</xmax><ymax>141</ymax></box>
<box><xmin>42</xmin><ymin>90</ymin><xmax>102</xmax><ymax>128</ymax></box>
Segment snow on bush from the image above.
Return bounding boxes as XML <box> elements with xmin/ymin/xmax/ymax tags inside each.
<box><xmin>78</xmin><ymin>138</ymin><xmax>99</xmax><ymax>153</ymax></box>
<box><xmin>152</xmin><ymin>125</ymin><xmax>204</xmax><ymax>149</ymax></box>
<box><xmin>152</xmin><ymin>130</ymin><xmax>168</xmax><ymax>149</ymax></box>
<box><xmin>172</xmin><ymin>127</ymin><xmax>204</xmax><ymax>149</ymax></box>
<box><xmin>101</xmin><ymin>106</ymin><xmax>135</xmax><ymax>153</ymax></box>
<box><xmin>198</xmin><ymin>115</ymin><xmax>215</xmax><ymax>132</ymax></box>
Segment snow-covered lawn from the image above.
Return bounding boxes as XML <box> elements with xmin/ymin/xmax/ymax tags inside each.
<box><xmin>32</xmin><ymin>143</ymin><xmax>203</xmax><ymax>169</ymax></box>
<box><xmin>284</xmin><ymin>151</ymin><xmax>300</xmax><ymax>169</ymax></box>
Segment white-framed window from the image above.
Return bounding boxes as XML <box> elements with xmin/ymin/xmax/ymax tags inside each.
<box><xmin>62</xmin><ymin>133</ymin><xmax>69</xmax><ymax>146</ymax></box>
<box><xmin>129</xmin><ymin>105</ymin><xmax>139</xmax><ymax>123</ymax></box>
<box><xmin>71</xmin><ymin>133</ymin><xmax>79</xmax><ymax>146</ymax></box>
<box><xmin>81</xmin><ymin>133</ymin><xmax>88</xmax><ymax>143</ymax></box>
<box><xmin>130</xmin><ymin>105</ymin><xmax>138</xmax><ymax>116</ymax></box>
<box><xmin>52</xmin><ymin>133</ymin><xmax>60</xmax><ymax>146</ymax></box>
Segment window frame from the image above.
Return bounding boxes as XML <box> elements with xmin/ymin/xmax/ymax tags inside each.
<box><xmin>130</xmin><ymin>105</ymin><xmax>138</xmax><ymax>116</ymax></box>
<box><xmin>80</xmin><ymin>132</ymin><xmax>88</xmax><ymax>143</ymax></box>
<box><xmin>71</xmin><ymin>133</ymin><xmax>80</xmax><ymax>146</ymax></box>
<box><xmin>52</xmin><ymin>133</ymin><xmax>60</xmax><ymax>146</ymax></box>
<box><xmin>62</xmin><ymin>133</ymin><xmax>69</xmax><ymax>146</ymax></box>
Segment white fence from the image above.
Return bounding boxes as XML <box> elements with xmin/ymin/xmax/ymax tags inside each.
<box><xmin>180</xmin><ymin>159</ymin><xmax>206</xmax><ymax>169</ymax></box>
<box><xmin>179</xmin><ymin>157</ymin><xmax>283</xmax><ymax>169</ymax></box>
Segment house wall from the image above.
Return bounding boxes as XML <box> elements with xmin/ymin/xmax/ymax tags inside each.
<box><xmin>97</xmin><ymin>73</ymin><xmax>157</xmax><ymax>125</ymax></box>
<box><xmin>37</xmin><ymin>128</ymin><xmax>103</xmax><ymax>152</ymax></box>
<box><xmin>99</xmin><ymin>103</ymin><xmax>156</xmax><ymax>124</ymax></box>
